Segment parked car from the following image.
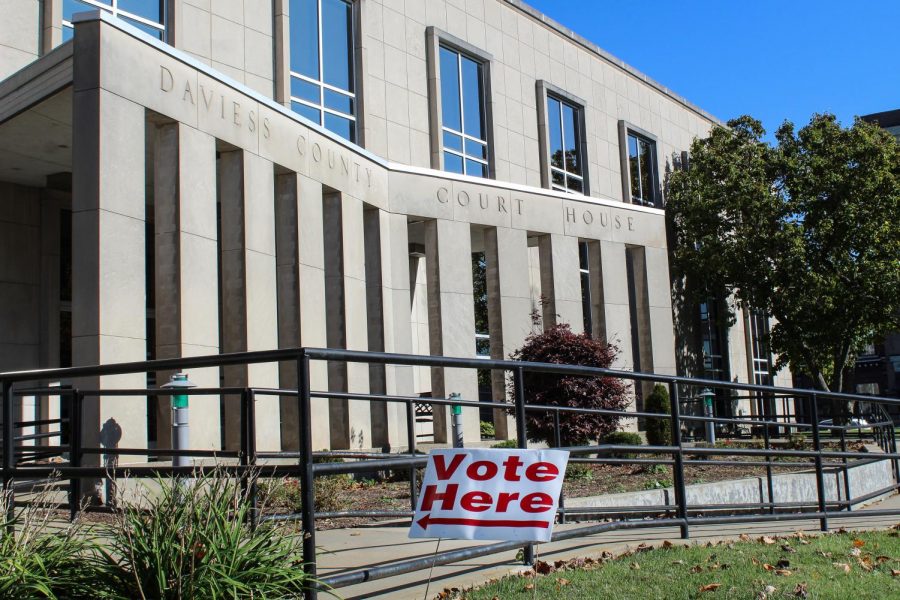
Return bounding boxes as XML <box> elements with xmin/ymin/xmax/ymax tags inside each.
<box><xmin>818</xmin><ymin>417</ymin><xmax>872</xmax><ymax>435</ymax></box>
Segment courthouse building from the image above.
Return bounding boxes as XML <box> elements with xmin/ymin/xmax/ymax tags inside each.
<box><xmin>0</xmin><ymin>0</ymin><xmax>791</xmax><ymax>456</ymax></box>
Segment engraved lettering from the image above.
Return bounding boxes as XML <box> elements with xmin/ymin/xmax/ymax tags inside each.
<box><xmin>354</xmin><ymin>162</ymin><xmax>361</xmax><ymax>182</ymax></box>
<box><xmin>160</xmin><ymin>66</ymin><xmax>174</xmax><ymax>92</ymax></box>
<box><xmin>599</xmin><ymin>212</ymin><xmax>609</xmax><ymax>228</ymax></box>
<box><xmin>200</xmin><ymin>85</ymin><xmax>214</xmax><ymax>111</ymax></box>
<box><xmin>341</xmin><ymin>155</ymin><xmax>350</xmax><ymax>175</ymax></box>
<box><xmin>233</xmin><ymin>101</ymin><xmax>241</xmax><ymax>126</ymax></box>
<box><xmin>515</xmin><ymin>198</ymin><xmax>524</xmax><ymax>215</ymax></box>
<box><xmin>263</xmin><ymin>117</ymin><xmax>271</xmax><ymax>139</ymax></box>
<box><xmin>312</xmin><ymin>143</ymin><xmax>322</xmax><ymax>162</ymax></box>
<box><xmin>498</xmin><ymin>196</ymin><xmax>507</xmax><ymax>213</ymax></box>
<box><xmin>436</xmin><ymin>187</ymin><xmax>450</xmax><ymax>203</ymax></box>
<box><xmin>219</xmin><ymin>95</ymin><xmax>225</xmax><ymax>119</ymax></box>
<box><xmin>182</xmin><ymin>80</ymin><xmax>195</xmax><ymax>104</ymax></box>
<box><xmin>614</xmin><ymin>215</ymin><xmax>622</xmax><ymax>229</ymax></box>
<box><xmin>628</xmin><ymin>216</ymin><xmax>634</xmax><ymax>231</ymax></box>
<box><xmin>248</xmin><ymin>110</ymin><xmax>256</xmax><ymax>133</ymax></box>
<box><xmin>479</xmin><ymin>193</ymin><xmax>489</xmax><ymax>209</ymax></box>
<box><xmin>565</xmin><ymin>207</ymin><xmax>576</xmax><ymax>222</ymax></box>
<box><xmin>366</xmin><ymin>168</ymin><xmax>373</xmax><ymax>188</ymax></box>
<box><xmin>328</xmin><ymin>149</ymin><xmax>336</xmax><ymax>169</ymax></box>
<box><xmin>457</xmin><ymin>190</ymin><xmax>470</xmax><ymax>207</ymax></box>
<box><xmin>296</xmin><ymin>134</ymin><xmax>306</xmax><ymax>155</ymax></box>
<box><xmin>582</xmin><ymin>210</ymin><xmax>593</xmax><ymax>225</ymax></box>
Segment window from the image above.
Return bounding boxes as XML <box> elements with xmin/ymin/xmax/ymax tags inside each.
<box><xmin>289</xmin><ymin>0</ymin><xmax>356</xmax><ymax>142</ymax></box>
<box><xmin>699</xmin><ymin>300</ymin><xmax>726</xmax><ymax>381</ymax></box>
<box><xmin>627</xmin><ymin>133</ymin><xmax>656</xmax><ymax>206</ymax></box>
<box><xmin>749</xmin><ymin>311</ymin><xmax>772</xmax><ymax>386</ymax></box>
<box><xmin>439</xmin><ymin>46</ymin><xmax>489</xmax><ymax>178</ymax></box>
<box><xmin>546</xmin><ymin>94</ymin><xmax>585</xmax><ymax>194</ymax></box>
<box><xmin>62</xmin><ymin>0</ymin><xmax>166</xmax><ymax>41</ymax></box>
<box><xmin>472</xmin><ymin>251</ymin><xmax>490</xmax><ymax>357</ymax></box>
<box><xmin>578</xmin><ymin>242</ymin><xmax>592</xmax><ymax>334</ymax></box>
<box><xmin>618</xmin><ymin>121</ymin><xmax>659</xmax><ymax>207</ymax></box>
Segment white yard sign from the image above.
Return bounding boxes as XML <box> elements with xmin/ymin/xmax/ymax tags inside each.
<box><xmin>409</xmin><ymin>448</ymin><xmax>570</xmax><ymax>543</ymax></box>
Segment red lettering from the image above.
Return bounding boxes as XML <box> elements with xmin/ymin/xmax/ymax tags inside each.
<box><xmin>521</xmin><ymin>492</ymin><xmax>553</xmax><ymax>513</ymax></box>
<box><xmin>525</xmin><ymin>462</ymin><xmax>559</xmax><ymax>482</ymax></box>
<box><xmin>501</xmin><ymin>455</ymin><xmax>524</xmax><ymax>481</ymax></box>
<box><xmin>466</xmin><ymin>460</ymin><xmax>498</xmax><ymax>481</ymax></box>
<box><xmin>460</xmin><ymin>491</ymin><xmax>492</xmax><ymax>512</ymax></box>
<box><xmin>433</xmin><ymin>454</ymin><xmax>466</xmax><ymax>480</ymax></box>
<box><xmin>421</xmin><ymin>484</ymin><xmax>458</xmax><ymax>511</ymax></box>
<box><xmin>496</xmin><ymin>491</ymin><xmax>520</xmax><ymax>512</ymax></box>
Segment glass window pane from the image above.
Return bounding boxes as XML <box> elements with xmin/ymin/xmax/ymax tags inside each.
<box><xmin>444</xmin><ymin>152</ymin><xmax>464</xmax><ymax>174</ymax></box>
<box><xmin>443</xmin><ymin>131</ymin><xmax>462</xmax><ymax>152</ymax></box>
<box><xmin>321</xmin><ymin>0</ymin><xmax>353</xmax><ymax>92</ymax></box>
<box><xmin>290</xmin><ymin>0</ymin><xmax>320</xmax><ymax>79</ymax></box>
<box><xmin>119</xmin><ymin>0</ymin><xmax>161</xmax><ymax>22</ymax></box>
<box><xmin>291</xmin><ymin>77</ymin><xmax>320</xmax><ymax>104</ymax></box>
<box><xmin>324</xmin><ymin>88</ymin><xmax>353</xmax><ymax>115</ymax></box>
<box><xmin>628</xmin><ymin>135</ymin><xmax>641</xmax><ymax>201</ymax></box>
<box><xmin>639</xmin><ymin>139</ymin><xmax>654</xmax><ymax>205</ymax></box>
<box><xmin>324</xmin><ymin>112</ymin><xmax>355</xmax><ymax>141</ymax></box>
<box><xmin>579</xmin><ymin>242</ymin><xmax>589</xmax><ymax>270</ymax></box>
<box><xmin>464</xmin><ymin>138</ymin><xmax>486</xmax><ymax>160</ymax></box>
<box><xmin>547</xmin><ymin>97</ymin><xmax>563</xmax><ymax>170</ymax></box>
<box><xmin>439</xmin><ymin>47</ymin><xmax>461</xmax><ymax>132</ymax></box>
<box><xmin>291</xmin><ymin>101</ymin><xmax>321</xmax><ymax>125</ymax></box>
<box><xmin>551</xmin><ymin>169</ymin><xmax>565</xmax><ymax>188</ymax></box>
<box><xmin>460</xmin><ymin>55</ymin><xmax>484</xmax><ymax>140</ymax></box>
<box><xmin>562</xmin><ymin>103</ymin><xmax>580</xmax><ymax>175</ymax></box>
<box><xmin>62</xmin><ymin>24</ymin><xmax>74</xmax><ymax>42</ymax></box>
<box><xmin>64</xmin><ymin>0</ymin><xmax>92</xmax><ymax>21</ymax></box>
<box><xmin>567</xmin><ymin>175</ymin><xmax>583</xmax><ymax>194</ymax></box>
<box><xmin>121</xmin><ymin>15</ymin><xmax>163</xmax><ymax>39</ymax></box>
<box><xmin>475</xmin><ymin>337</ymin><xmax>491</xmax><ymax>357</ymax></box>
<box><xmin>465</xmin><ymin>159</ymin><xmax>487</xmax><ymax>178</ymax></box>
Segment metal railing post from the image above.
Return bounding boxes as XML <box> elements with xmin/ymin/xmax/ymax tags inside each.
<box><xmin>808</xmin><ymin>393</ymin><xmax>828</xmax><ymax>531</ymax></box>
<box><xmin>406</xmin><ymin>400</ymin><xmax>418</xmax><ymax>512</ymax></box>
<box><xmin>839</xmin><ymin>426</ymin><xmax>851</xmax><ymax>511</ymax></box>
<box><xmin>553</xmin><ymin>408</ymin><xmax>566</xmax><ymax>525</ymax></box>
<box><xmin>2</xmin><ymin>381</ymin><xmax>13</xmax><ymax>532</ymax></box>
<box><xmin>513</xmin><ymin>366</ymin><xmax>534</xmax><ymax>565</ymax></box>
<box><xmin>69</xmin><ymin>391</ymin><xmax>83</xmax><ymax>522</ymax></box>
<box><xmin>297</xmin><ymin>352</ymin><xmax>319</xmax><ymax>600</ymax></box>
<box><xmin>247</xmin><ymin>389</ymin><xmax>258</xmax><ymax>530</ymax></box>
<box><xmin>668</xmin><ymin>381</ymin><xmax>689</xmax><ymax>539</ymax></box>
<box><xmin>239</xmin><ymin>389</ymin><xmax>249</xmax><ymax>505</ymax></box>
<box><xmin>762</xmin><ymin>421</ymin><xmax>775</xmax><ymax>514</ymax></box>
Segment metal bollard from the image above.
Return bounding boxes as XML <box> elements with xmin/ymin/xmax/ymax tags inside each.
<box><xmin>450</xmin><ymin>392</ymin><xmax>464</xmax><ymax>448</ymax></box>
<box><xmin>701</xmin><ymin>388</ymin><xmax>716</xmax><ymax>445</ymax></box>
<box><xmin>162</xmin><ymin>373</ymin><xmax>195</xmax><ymax>469</ymax></box>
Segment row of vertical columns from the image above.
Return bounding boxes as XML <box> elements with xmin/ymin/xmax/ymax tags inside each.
<box><xmin>153</xmin><ymin>122</ymin><xmax>220</xmax><ymax>451</ymax></box>
<box><xmin>218</xmin><ymin>150</ymin><xmax>280</xmax><ymax>452</ymax></box>
<box><xmin>538</xmin><ymin>234</ymin><xmax>583</xmax><ymax>330</ymax></box>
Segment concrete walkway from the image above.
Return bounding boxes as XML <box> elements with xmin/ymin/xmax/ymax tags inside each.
<box><xmin>316</xmin><ymin>493</ymin><xmax>900</xmax><ymax>600</ymax></box>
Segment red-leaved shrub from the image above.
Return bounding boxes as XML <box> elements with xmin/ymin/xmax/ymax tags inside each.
<box><xmin>509</xmin><ymin>323</ymin><xmax>631</xmax><ymax>446</ymax></box>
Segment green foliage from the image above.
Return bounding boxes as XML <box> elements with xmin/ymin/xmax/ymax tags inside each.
<box><xmin>105</xmin><ymin>473</ymin><xmax>312</xmax><ymax>599</ymax></box>
<box><xmin>564</xmin><ymin>463</ymin><xmax>593</xmax><ymax>481</ymax></box>
<box><xmin>600</xmin><ymin>431</ymin><xmax>642</xmax><ymax>459</ymax></box>
<box><xmin>0</xmin><ymin>505</ymin><xmax>114</xmax><ymax>599</ymax></box>
<box><xmin>643</xmin><ymin>384</ymin><xmax>671</xmax><ymax>447</ymax></box>
<box><xmin>668</xmin><ymin>114</ymin><xmax>900</xmax><ymax>392</ymax></box>
<box><xmin>479</xmin><ymin>420</ymin><xmax>496</xmax><ymax>439</ymax></box>
<box><xmin>491</xmin><ymin>439</ymin><xmax>518</xmax><ymax>449</ymax></box>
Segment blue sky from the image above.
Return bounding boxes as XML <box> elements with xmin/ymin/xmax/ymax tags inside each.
<box><xmin>525</xmin><ymin>1</ymin><xmax>899</xmax><ymax>137</ymax></box>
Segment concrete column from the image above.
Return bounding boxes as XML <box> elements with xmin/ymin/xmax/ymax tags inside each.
<box><xmin>599</xmin><ymin>241</ymin><xmax>637</xmax><ymax>427</ymax></box>
<box><xmin>153</xmin><ymin>122</ymin><xmax>220</xmax><ymax>453</ymax></box>
<box><xmin>585</xmin><ymin>240</ymin><xmax>606</xmax><ymax>341</ymax></box>
<box><xmin>626</xmin><ymin>246</ymin><xmax>654</xmax><ymax>408</ymax></box>
<box><xmin>219</xmin><ymin>150</ymin><xmax>280</xmax><ymax>452</ymax></box>
<box><xmin>42</xmin><ymin>0</ymin><xmax>62</xmax><ymax>53</ymax></box>
<box><xmin>364</xmin><ymin>209</ymin><xmax>414</xmax><ymax>450</ymax></box>
<box><xmin>323</xmin><ymin>193</ymin><xmax>371</xmax><ymax>449</ymax></box>
<box><xmin>274</xmin><ymin>172</ymin><xmax>330</xmax><ymax>450</ymax></box>
<box><xmin>537</xmin><ymin>234</ymin><xmax>583</xmax><ymax>331</ymax></box>
<box><xmin>71</xmin><ymin>87</ymin><xmax>147</xmax><ymax>477</ymax></box>
<box><xmin>38</xmin><ymin>190</ymin><xmax>62</xmax><ymax>447</ymax></box>
<box><xmin>484</xmin><ymin>227</ymin><xmax>531</xmax><ymax>440</ymax></box>
<box><xmin>424</xmin><ymin>219</ymin><xmax>479</xmax><ymax>444</ymax></box>
<box><xmin>644</xmin><ymin>246</ymin><xmax>676</xmax><ymax>378</ymax></box>
<box><xmin>273</xmin><ymin>0</ymin><xmax>290</xmax><ymax>108</ymax></box>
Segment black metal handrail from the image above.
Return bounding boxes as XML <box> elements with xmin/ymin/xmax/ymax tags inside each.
<box><xmin>1</xmin><ymin>347</ymin><xmax>898</xmax><ymax>600</ymax></box>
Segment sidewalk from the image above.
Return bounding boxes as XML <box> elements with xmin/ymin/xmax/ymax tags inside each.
<box><xmin>315</xmin><ymin>493</ymin><xmax>900</xmax><ymax>600</ymax></box>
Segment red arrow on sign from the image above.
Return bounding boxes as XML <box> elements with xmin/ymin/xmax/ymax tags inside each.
<box><xmin>416</xmin><ymin>513</ymin><xmax>551</xmax><ymax>530</ymax></box>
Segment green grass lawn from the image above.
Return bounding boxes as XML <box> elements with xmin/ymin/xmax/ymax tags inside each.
<box><xmin>457</xmin><ymin>528</ymin><xmax>900</xmax><ymax>599</ymax></box>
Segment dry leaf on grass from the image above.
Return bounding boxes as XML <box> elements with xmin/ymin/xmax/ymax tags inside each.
<box><xmin>849</xmin><ymin>548</ymin><xmax>862</xmax><ymax>557</ymax></box>
<box><xmin>699</xmin><ymin>583</ymin><xmax>722</xmax><ymax>593</ymax></box>
<box><xmin>630</xmin><ymin>562</ymin><xmax>641</xmax><ymax>570</ymax></box>
<box><xmin>662</xmin><ymin>540</ymin><xmax>674</xmax><ymax>549</ymax></box>
<box><xmin>852</xmin><ymin>539</ymin><xmax>866</xmax><ymax>548</ymax></box>
<box><xmin>555</xmin><ymin>578</ymin><xmax>570</xmax><ymax>587</ymax></box>
<box><xmin>793</xmin><ymin>582</ymin><xmax>808</xmax><ymax>598</ymax></box>
<box><xmin>760</xmin><ymin>536</ymin><xmax>777</xmax><ymax>545</ymax></box>
<box><xmin>691</xmin><ymin>565</ymin><xmax>704</xmax><ymax>573</ymax></box>
<box><xmin>833</xmin><ymin>562</ymin><xmax>851</xmax><ymax>573</ymax></box>
<box><xmin>781</xmin><ymin>544</ymin><xmax>797</xmax><ymax>553</ymax></box>
<box><xmin>523</xmin><ymin>583</ymin><xmax>534</xmax><ymax>591</ymax></box>
<box><xmin>891</xmin><ymin>569</ymin><xmax>900</xmax><ymax>577</ymax></box>
<box><xmin>740</xmin><ymin>533</ymin><xmax>751</xmax><ymax>541</ymax></box>
<box><xmin>775</xmin><ymin>569</ymin><xmax>793</xmax><ymax>576</ymax></box>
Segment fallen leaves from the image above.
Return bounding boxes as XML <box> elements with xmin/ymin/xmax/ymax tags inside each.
<box><xmin>699</xmin><ymin>583</ymin><xmax>722</xmax><ymax>593</ymax></box>
<box><xmin>760</xmin><ymin>536</ymin><xmax>777</xmax><ymax>545</ymax></box>
<box><xmin>833</xmin><ymin>562</ymin><xmax>852</xmax><ymax>573</ymax></box>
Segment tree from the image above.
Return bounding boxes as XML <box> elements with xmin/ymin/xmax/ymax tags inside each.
<box><xmin>509</xmin><ymin>323</ymin><xmax>631</xmax><ymax>446</ymax></box>
<box><xmin>668</xmin><ymin>114</ymin><xmax>900</xmax><ymax>392</ymax></box>
<box><xmin>644</xmin><ymin>384</ymin><xmax>671</xmax><ymax>446</ymax></box>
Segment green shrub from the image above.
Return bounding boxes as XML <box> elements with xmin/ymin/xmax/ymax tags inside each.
<box><xmin>480</xmin><ymin>420</ymin><xmax>496</xmax><ymax>439</ymax></box>
<box><xmin>565</xmin><ymin>463</ymin><xmax>593</xmax><ymax>481</ymax></box>
<box><xmin>106</xmin><ymin>472</ymin><xmax>313</xmax><ymax>599</ymax></box>
<box><xmin>0</xmin><ymin>505</ymin><xmax>114</xmax><ymax>599</ymax></box>
<box><xmin>644</xmin><ymin>384</ymin><xmax>672</xmax><ymax>447</ymax></box>
<box><xmin>491</xmin><ymin>439</ymin><xmax>518</xmax><ymax>449</ymax></box>
<box><xmin>601</xmin><ymin>431</ymin><xmax>643</xmax><ymax>459</ymax></box>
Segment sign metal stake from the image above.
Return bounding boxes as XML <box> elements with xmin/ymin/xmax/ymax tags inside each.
<box><xmin>422</xmin><ymin>537</ymin><xmax>443</xmax><ymax>600</ymax></box>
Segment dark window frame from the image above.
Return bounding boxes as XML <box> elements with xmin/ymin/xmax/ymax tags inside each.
<box><xmin>63</xmin><ymin>0</ymin><xmax>167</xmax><ymax>41</ymax></box>
<box><xmin>617</xmin><ymin>120</ymin><xmax>661</xmax><ymax>207</ymax></box>
<box><xmin>536</xmin><ymin>81</ymin><xmax>589</xmax><ymax>195</ymax></box>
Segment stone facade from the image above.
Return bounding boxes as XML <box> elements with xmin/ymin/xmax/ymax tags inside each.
<box><xmin>0</xmin><ymin>2</ymin><xmax>789</xmax><ymax>455</ymax></box>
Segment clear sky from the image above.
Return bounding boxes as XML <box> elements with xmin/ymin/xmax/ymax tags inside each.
<box><xmin>524</xmin><ymin>0</ymin><xmax>899</xmax><ymax>137</ymax></box>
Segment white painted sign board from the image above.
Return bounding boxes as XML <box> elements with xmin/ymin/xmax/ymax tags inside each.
<box><xmin>409</xmin><ymin>448</ymin><xmax>570</xmax><ymax>543</ymax></box>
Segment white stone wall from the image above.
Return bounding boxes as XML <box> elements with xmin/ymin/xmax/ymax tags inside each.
<box><xmin>0</xmin><ymin>0</ymin><xmax>41</xmax><ymax>80</ymax></box>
